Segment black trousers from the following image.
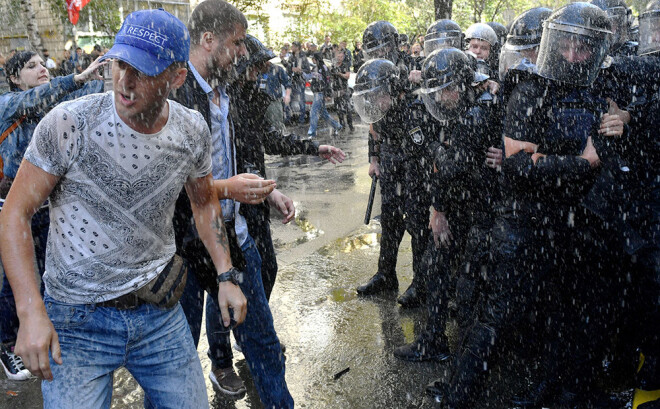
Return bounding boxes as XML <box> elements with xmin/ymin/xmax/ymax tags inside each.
<box><xmin>378</xmin><ymin>146</ymin><xmax>431</xmax><ymax>288</ymax></box>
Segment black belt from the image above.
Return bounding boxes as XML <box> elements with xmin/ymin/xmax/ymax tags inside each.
<box><xmin>97</xmin><ymin>292</ymin><xmax>147</xmax><ymax>309</ymax></box>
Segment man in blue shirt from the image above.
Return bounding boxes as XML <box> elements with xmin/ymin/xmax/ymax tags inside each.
<box><xmin>171</xmin><ymin>1</ymin><xmax>294</xmax><ymax>407</ymax></box>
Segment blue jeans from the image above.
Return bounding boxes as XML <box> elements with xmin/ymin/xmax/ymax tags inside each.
<box><xmin>181</xmin><ymin>235</ymin><xmax>294</xmax><ymax>408</ymax></box>
<box><xmin>308</xmin><ymin>92</ymin><xmax>341</xmax><ymax>136</ymax></box>
<box><xmin>42</xmin><ymin>295</ymin><xmax>207</xmax><ymax>409</ymax></box>
<box><xmin>290</xmin><ymin>84</ymin><xmax>306</xmax><ymax>123</ymax></box>
<box><xmin>0</xmin><ymin>206</ymin><xmax>49</xmax><ymax>344</ymax></box>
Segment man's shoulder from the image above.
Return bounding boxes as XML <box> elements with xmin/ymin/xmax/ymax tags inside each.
<box><xmin>168</xmin><ymin>99</ymin><xmax>207</xmax><ymax>130</ymax></box>
<box><xmin>50</xmin><ymin>91</ymin><xmax>112</xmax><ymax>120</ymax></box>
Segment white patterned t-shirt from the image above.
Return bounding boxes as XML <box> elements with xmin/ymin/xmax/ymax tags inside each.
<box><xmin>24</xmin><ymin>91</ymin><xmax>212</xmax><ymax>304</ymax></box>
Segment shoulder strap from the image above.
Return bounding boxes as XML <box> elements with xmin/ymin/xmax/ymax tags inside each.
<box><xmin>0</xmin><ymin>116</ymin><xmax>26</xmax><ymax>145</ymax></box>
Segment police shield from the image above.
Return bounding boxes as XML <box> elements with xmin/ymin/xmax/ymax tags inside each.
<box><xmin>639</xmin><ymin>9</ymin><xmax>660</xmax><ymax>55</ymax></box>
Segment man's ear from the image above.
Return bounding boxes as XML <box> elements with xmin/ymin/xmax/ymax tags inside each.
<box><xmin>201</xmin><ymin>31</ymin><xmax>215</xmax><ymax>52</ymax></box>
<box><xmin>170</xmin><ymin>67</ymin><xmax>188</xmax><ymax>89</ymax></box>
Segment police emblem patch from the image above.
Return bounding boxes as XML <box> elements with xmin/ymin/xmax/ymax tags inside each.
<box><xmin>409</xmin><ymin>126</ymin><xmax>424</xmax><ymax>145</ymax></box>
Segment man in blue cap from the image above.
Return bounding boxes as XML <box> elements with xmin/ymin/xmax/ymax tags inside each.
<box><xmin>0</xmin><ymin>8</ymin><xmax>246</xmax><ymax>409</ymax></box>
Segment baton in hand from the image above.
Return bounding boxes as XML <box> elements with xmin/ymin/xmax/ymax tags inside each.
<box><xmin>364</xmin><ymin>175</ymin><xmax>378</xmax><ymax>225</ymax></box>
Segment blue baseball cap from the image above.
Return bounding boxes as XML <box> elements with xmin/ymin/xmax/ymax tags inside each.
<box><xmin>101</xmin><ymin>9</ymin><xmax>190</xmax><ymax>76</ymax></box>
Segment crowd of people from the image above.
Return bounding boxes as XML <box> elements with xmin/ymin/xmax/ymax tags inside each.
<box><xmin>351</xmin><ymin>1</ymin><xmax>658</xmax><ymax>408</ymax></box>
<box><xmin>0</xmin><ymin>0</ymin><xmax>657</xmax><ymax>408</ymax></box>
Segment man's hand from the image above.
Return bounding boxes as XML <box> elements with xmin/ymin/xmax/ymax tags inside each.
<box><xmin>408</xmin><ymin>70</ymin><xmax>421</xmax><ymax>83</ymax></box>
<box><xmin>74</xmin><ymin>56</ymin><xmax>105</xmax><ymax>84</ymax></box>
<box><xmin>293</xmin><ymin>67</ymin><xmax>302</xmax><ymax>73</ymax></box>
<box><xmin>318</xmin><ymin>145</ymin><xmax>346</xmax><ymax>164</ymax></box>
<box><xmin>430</xmin><ymin>209</ymin><xmax>452</xmax><ymax>248</ymax></box>
<box><xmin>599</xmin><ymin>99</ymin><xmax>625</xmax><ymax>138</ymax></box>
<box><xmin>216</xmin><ymin>173</ymin><xmax>276</xmax><ymax>204</ymax></box>
<box><xmin>580</xmin><ymin>136</ymin><xmax>600</xmax><ymax>168</ymax></box>
<box><xmin>368</xmin><ymin>158</ymin><xmax>380</xmax><ymax>178</ymax></box>
<box><xmin>15</xmin><ymin>306</ymin><xmax>62</xmax><ymax>381</ymax></box>
<box><xmin>485</xmin><ymin>146</ymin><xmax>502</xmax><ymax>169</ymax></box>
<box><xmin>217</xmin><ymin>281</ymin><xmax>247</xmax><ymax>328</ymax></box>
<box><xmin>267</xmin><ymin>189</ymin><xmax>296</xmax><ymax>224</ymax></box>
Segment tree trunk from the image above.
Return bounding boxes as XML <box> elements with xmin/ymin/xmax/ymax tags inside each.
<box><xmin>21</xmin><ymin>0</ymin><xmax>44</xmax><ymax>53</ymax></box>
<box><xmin>434</xmin><ymin>0</ymin><xmax>452</xmax><ymax>20</ymax></box>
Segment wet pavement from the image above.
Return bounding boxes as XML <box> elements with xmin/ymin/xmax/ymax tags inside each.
<box><xmin>0</xmin><ymin>118</ymin><xmax>632</xmax><ymax>409</ymax></box>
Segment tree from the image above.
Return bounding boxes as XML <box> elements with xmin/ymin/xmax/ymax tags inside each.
<box><xmin>21</xmin><ymin>0</ymin><xmax>45</xmax><ymax>53</ymax></box>
<box><xmin>435</xmin><ymin>0</ymin><xmax>453</xmax><ymax>20</ymax></box>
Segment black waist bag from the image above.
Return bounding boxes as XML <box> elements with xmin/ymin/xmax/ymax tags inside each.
<box><xmin>134</xmin><ymin>254</ymin><xmax>187</xmax><ymax>308</ymax></box>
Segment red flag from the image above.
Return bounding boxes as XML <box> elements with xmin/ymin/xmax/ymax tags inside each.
<box><xmin>66</xmin><ymin>0</ymin><xmax>91</xmax><ymax>25</ymax></box>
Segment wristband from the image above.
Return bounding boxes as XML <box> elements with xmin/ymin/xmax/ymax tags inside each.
<box><xmin>217</xmin><ymin>267</ymin><xmax>243</xmax><ymax>286</ymax></box>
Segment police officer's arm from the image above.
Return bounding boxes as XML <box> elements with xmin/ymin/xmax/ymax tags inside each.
<box><xmin>502</xmin><ymin>82</ymin><xmax>598</xmax><ymax>189</ymax></box>
<box><xmin>185</xmin><ymin>173</ymin><xmax>247</xmax><ymax>327</ymax></box>
<box><xmin>368</xmin><ymin>124</ymin><xmax>381</xmax><ymax>177</ymax></box>
<box><xmin>0</xmin><ymin>160</ymin><xmax>62</xmax><ymax>381</ymax></box>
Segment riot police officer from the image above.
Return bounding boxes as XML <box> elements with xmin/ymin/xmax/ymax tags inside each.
<box><xmin>464</xmin><ymin>23</ymin><xmax>498</xmax><ymax>77</ymax></box>
<box><xmin>353</xmin><ymin>22</ymin><xmax>433</xmax><ymax>308</ymax></box>
<box><xmin>591</xmin><ymin>0</ymin><xmax>638</xmax><ymax>57</ymax></box>
<box><xmin>499</xmin><ymin>7</ymin><xmax>552</xmax><ymax>81</ymax></box>
<box><xmin>392</xmin><ymin>48</ymin><xmax>502</xmax><ymax>364</ymax></box>
<box><xmin>428</xmin><ymin>4</ymin><xmax>622</xmax><ymax>407</ymax></box>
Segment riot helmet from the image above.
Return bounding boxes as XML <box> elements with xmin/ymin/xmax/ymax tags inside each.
<box><xmin>638</xmin><ymin>0</ymin><xmax>660</xmax><ymax>55</ymax></box>
<box><xmin>499</xmin><ymin>7</ymin><xmax>552</xmax><ymax>80</ymax></box>
<box><xmin>465</xmin><ymin>23</ymin><xmax>498</xmax><ymax>61</ymax></box>
<box><xmin>424</xmin><ymin>19</ymin><xmax>463</xmax><ymax>55</ymax></box>
<box><xmin>419</xmin><ymin>48</ymin><xmax>475</xmax><ymax>122</ymax></box>
<box><xmin>362</xmin><ymin>21</ymin><xmax>400</xmax><ymax>63</ymax></box>
<box><xmin>487</xmin><ymin>22</ymin><xmax>508</xmax><ymax>47</ymax></box>
<box><xmin>237</xmin><ymin>34</ymin><xmax>276</xmax><ymax>76</ymax></box>
<box><xmin>590</xmin><ymin>0</ymin><xmax>631</xmax><ymax>47</ymax></box>
<box><xmin>351</xmin><ymin>58</ymin><xmax>400</xmax><ymax>123</ymax></box>
<box><xmin>537</xmin><ymin>2</ymin><xmax>612</xmax><ymax>86</ymax></box>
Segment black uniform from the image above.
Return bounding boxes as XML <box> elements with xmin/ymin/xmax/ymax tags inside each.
<box><xmin>423</xmin><ymin>89</ymin><xmax>502</xmax><ymax>348</ymax></box>
<box><xmin>440</xmin><ymin>75</ymin><xmax>611</xmax><ymax>408</ymax></box>
<box><xmin>372</xmin><ymin>92</ymin><xmax>433</xmax><ymax>296</ymax></box>
<box><xmin>229</xmin><ymin>80</ymin><xmax>322</xmax><ymax>300</ymax></box>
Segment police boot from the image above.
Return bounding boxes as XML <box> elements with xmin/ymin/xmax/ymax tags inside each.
<box><xmin>397</xmin><ymin>283</ymin><xmax>426</xmax><ymax>308</ymax></box>
<box><xmin>394</xmin><ymin>332</ymin><xmax>450</xmax><ymax>362</ymax></box>
<box><xmin>356</xmin><ymin>272</ymin><xmax>398</xmax><ymax>295</ymax></box>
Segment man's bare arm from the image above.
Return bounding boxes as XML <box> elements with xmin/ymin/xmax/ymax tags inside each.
<box><xmin>184</xmin><ymin>174</ymin><xmax>247</xmax><ymax>326</ymax></box>
<box><xmin>0</xmin><ymin>160</ymin><xmax>62</xmax><ymax>380</ymax></box>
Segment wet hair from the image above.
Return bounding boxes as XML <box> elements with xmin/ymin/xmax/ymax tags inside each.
<box><xmin>6</xmin><ymin>50</ymin><xmax>37</xmax><ymax>91</ymax></box>
<box><xmin>188</xmin><ymin>0</ymin><xmax>248</xmax><ymax>45</ymax></box>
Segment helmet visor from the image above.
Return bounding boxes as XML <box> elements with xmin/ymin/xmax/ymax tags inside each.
<box><xmin>424</xmin><ymin>32</ymin><xmax>462</xmax><ymax>55</ymax></box>
<box><xmin>351</xmin><ymin>85</ymin><xmax>392</xmax><ymax>124</ymax></box>
<box><xmin>537</xmin><ymin>23</ymin><xmax>610</xmax><ymax>86</ymax></box>
<box><xmin>606</xmin><ymin>8</ymin><xmax>628</xmax><ymax>45</ymax></box>
<box><xmin>639</xmin><ymin>13</ymin><xmax>660</xmax><ymax>55</ymax></box>
<box><xmin>363</xmin><ymin>41</ymin><xmax>396</xmax><ymax>61</ymax></box>
<box><xmin>499</xmin><ymin>49</ymin><xmax>525</xmax><ymax>81</ymax></box>
<box><xmin>420</xmin><ymin>81</ymin><xmax>462</xmax><ymax>122</ymax></box>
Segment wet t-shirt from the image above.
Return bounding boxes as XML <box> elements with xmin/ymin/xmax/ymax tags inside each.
<box><xmin>24</xmin><ymin>91</ymin><xmax>212</xmax><ymax>304</ymax></box>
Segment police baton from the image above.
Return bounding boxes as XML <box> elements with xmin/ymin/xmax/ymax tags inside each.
<box><xmin>364</xmin><ymin>175</ymin><xmax>378</xmax><ymax>225</ymax></box>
